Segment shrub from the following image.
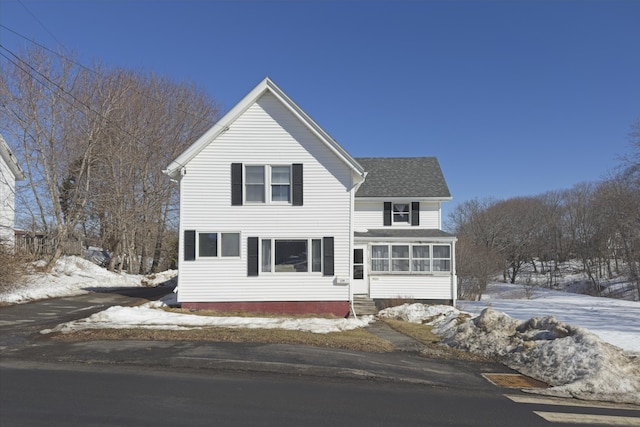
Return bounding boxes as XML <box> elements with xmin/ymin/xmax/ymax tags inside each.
<box><xmin>0</xmin><ymin>242</ymin><xmax>29</xmax><ymax>293</ymax></box>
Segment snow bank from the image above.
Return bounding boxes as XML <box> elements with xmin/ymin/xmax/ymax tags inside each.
<box><xmin>460</xmin><ymin>282</ymin><xmax>640</xmax><ymax>353</ymax></box>
<box><xmin>380</xmin><ymin>303</ymin><xmax>640</xmax><ymax>405</ymax></box>
<box><xmin>0</xmin><ymin>256</ymin><xmax>175</xmax><ymax>305</ymax></box>
<box><xmin>41</xmin><ymin>302</ymin><xmax>375</xmax><ymax>335</ymax></box>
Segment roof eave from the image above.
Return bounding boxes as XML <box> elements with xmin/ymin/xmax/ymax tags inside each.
<box><xmin>164</xmin><ymin>77</ymin><xmax>365</xmax><ymax>180</ymax></box>
<box><xmin>0</xmin><ymin>135</ymin><xmax>26</xmax><ymax>181</ymax></box>
<box><xmin>355</xmin><ymin>196</ymin><xmax>453</xmax><ymax>201</ymax></box>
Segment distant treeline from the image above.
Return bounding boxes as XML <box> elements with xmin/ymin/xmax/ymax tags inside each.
<box><xmin>448</xmin><ymin>121</ymin><xmax>640</xmax><ymax>300</ymax></box>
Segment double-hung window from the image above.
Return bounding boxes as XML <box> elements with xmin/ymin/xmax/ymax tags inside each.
<box><xmin>245</xmin><ymin>165</ymin><xmax>292</xmax><ymax>204</ymax></box>
<box><xmin>393</xmin><ymin>204</ymin><xmax>410</xmax><ymax>223</ymax></box>
<box><xmin>384</xmin><ymin>201</ymin><xmax>419</xmax><ymax>226</ymax></box>
<box><xmin>271</xmin><ymin>166</ymin><xmax>291</xmax><ymax>202</ymax></box>
<box><xmin>370</xmin><ymin>243</ymin><xmax>451</xmax><ymax>273</ymax></box>
<box><xmin>232</xmin><ymin>163</ymin><xmax>302</xmax><ymax>206</ymax></box>
<box><xmin>245</xmin><ymin>166</ymin><xmax>266</xmax><ymax>203</ymax></box>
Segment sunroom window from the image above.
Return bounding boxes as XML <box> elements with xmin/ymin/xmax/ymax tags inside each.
<box><xmin>391</xmin><ymin>245</ymin><xmax>410</xmax><ymax>271</ymax></box>
<box><xmin>370</xmin><ymin>243</ymin><xmax>451</xmax><ymax>273</ymax></box>
<box><xmin>371</xmin><ymin>245</ymin><xmax>389</xmax><ymax>272</ymax></box>
<box><xmin>412</xmin><ymin>245</ymin><xmax>430</xmax><ymax>271</ymax></box>
<box><xmin>433</xmin><ymin>245</ymin><xmax>451</xmax><ymax>272</ymax></box>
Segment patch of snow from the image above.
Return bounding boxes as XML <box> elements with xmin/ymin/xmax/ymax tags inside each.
<box><xmin>41</xmin><ymin>305</ymin><xmax>375</xmax><ymax>335</ymax></box>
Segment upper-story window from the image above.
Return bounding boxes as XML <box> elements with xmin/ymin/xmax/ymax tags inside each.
<box><xmin>245</xmin><ymin>165</ymin><xmax>290</xmax><ymax>203</ymax></box>
<box><xmin>246</xmin><ymin>166</ymin><xmax>266</xmax><ymax>202</ymax></box>
<box><xmin>271</xmin><ymin>166</ymin><xmax>291</xmax><ymax>202</ymax></box>
<box><xmin>384</xmin><ymin>201</ymin><xmax>419</xmax><ymax>226</ymax></box>
<box><xmin>231</xmin><ymin>163</ymin><xmax>302</xmax><ymax>206</ymax></box>
<box><xmin>393</xmin><ymin>203</ymin><xmax>410</xmax><ymax>223</ymax></box>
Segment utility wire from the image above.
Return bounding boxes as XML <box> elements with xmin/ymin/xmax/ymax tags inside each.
<box><xmin>15</xmin><ymin>0</ymin><xmax>72</xmax><ymax>56</ymax></box>
<box><xmin>0</xmin><ymin>23</ymin><xmax>218</xmax><ymax>128</ymax></box>
<box><xmin>0</xmin><ymin>44</ymin><xmax>143</xmax><ymax>145</ymax></box>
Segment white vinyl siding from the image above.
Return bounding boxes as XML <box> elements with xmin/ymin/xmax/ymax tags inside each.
<box><xmin>178</xmin><ymin>92</ymin><xmax>353</xmax><ymax>303</ymax></box>
<box><xmin>0</xmin><ymin>154</ymin><xmax>17</xmax><ymax>246</ymax></box>
<box><xmin>369</xmin><ymin>275</ymin><xmax>454</xmax><ymax>300</ymax></box>
<box><xmin>354</xmin><ymin>200</ymin><xmax>442</xmax><ymax>230</ymax></box>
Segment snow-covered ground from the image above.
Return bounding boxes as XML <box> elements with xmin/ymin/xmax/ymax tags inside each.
<box><xmin>0</xmin><ymin>256</ymin><xmax>176</xmax><ymax>305</ymax></box>
<box><xmin>2</xmin><ymin>256</ymin><xmax>639</xmax><ymax>405</ymax></box>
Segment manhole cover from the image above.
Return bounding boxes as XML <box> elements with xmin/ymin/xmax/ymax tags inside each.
<box><xmin>482</xmin><ymin>373</ymin><xmax>548</xmax><ymax>389</ymax></box>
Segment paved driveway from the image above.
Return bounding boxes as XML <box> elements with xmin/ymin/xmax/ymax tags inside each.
<box><xmin>0</xmin><ymin>286</ymin><xmax>172</xmax><ymax>352</ymax></box>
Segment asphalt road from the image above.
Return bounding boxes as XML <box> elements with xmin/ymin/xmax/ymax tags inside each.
<box><xmin>1</xmin><ymin>287</ymin><xmax>639</xmax><ymax>426</ymax></box>
<box><xmin>0</xmin><ymin>361</ymin><xmax>568</xmax><ymax>427</ymax></box>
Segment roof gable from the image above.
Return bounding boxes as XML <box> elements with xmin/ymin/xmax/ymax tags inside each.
<box><xmin>0</xmin><ymin>133</ymin><xmax>26</xmax><ymax>181</ymax></box>
<box><xmin>164</xmin><ymin>77</ymin><xmax>365</xmax><ymax>181</ymax></box>
<box><xmin>355</xmin><ymin>157</ymin><xmax>451</xmax><ymax>199</ymax></box>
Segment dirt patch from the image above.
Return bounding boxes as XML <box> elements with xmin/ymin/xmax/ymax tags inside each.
<box><xmin>381</xmin><ymin>318</ymin><xmax>496</xmax><ymax>362</ymax></box>
<box><xmin>48</xmin><ymin>326</ymin><xmax>396</xmax><ymax>353</ymax></box>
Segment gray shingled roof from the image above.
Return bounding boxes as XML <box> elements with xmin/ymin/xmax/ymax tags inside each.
<box><xmin>354</xmin><ymin>229</ymin><xmax>455</xmax><ymax>239</ymax></box>
<box><xmin>355</xmin><ymin>157</ymin><xmax>451</xmax><ymax>198</ymax></box>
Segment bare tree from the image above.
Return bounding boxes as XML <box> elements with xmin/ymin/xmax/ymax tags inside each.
<box><xmin>83</xmin><ymin>68</ymin><xmax>220</xmax><ymax>273</ymax></box>
<box><xmin>1</xmin><ymin>47</ymin><xmax>220</xmax><ymax>272</ymax></box>
<box><xmin>0</xmin><ymin>47</ymin><xmax>98</xmax><ymax>269</ymax></box>
<box><xmin>449</xmin><ymin>199</ymin><xmax>504</xmax><ymax>299</ymax></box>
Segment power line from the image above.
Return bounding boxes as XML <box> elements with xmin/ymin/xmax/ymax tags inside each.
<box><xmin>0</xmin><ymin>44</ymin><xmax>143</xmax><ymax>146</ymax></box>
<box><xmin>15</xmin><ymin>0</ymin><xmax>72</xmax><ymax>56</ymax></box>
<box><xmin>0</xmin><ymin>23</ymin><xmax>219</xmax><ymax>128</ymax></box>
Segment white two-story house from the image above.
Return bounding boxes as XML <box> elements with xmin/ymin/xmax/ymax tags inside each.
<box><xmin>164</xmin><ymin>78</ymin><xmax>456</xmax><ymax>317</ymax></box>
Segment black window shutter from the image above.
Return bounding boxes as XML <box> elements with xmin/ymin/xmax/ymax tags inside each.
<box><xmin>411</xmin><ymin>202</ymin><xmax>420</xmax><ymax>226</ymax></box>
<box><xmin>292</xmin><ymin>163</ymin><xmax>303</xmax><ymax>206</ymax></box>
<box><xmin>231</xmin><ymin>163</ymin><xmax>243</xmax><ymax>206</ymax></box>
<box><xmin>323</xmin><ymin>237</ymin><xmax>334</xmax><ymax>276</ymax></box>
<box><xmin>184</xmin><ymin>230</ymin><xmax>196</xmax><ymax>261</ymax></box>
<box><xmin>383</xmin><ymin>202</ymin><xmax>392</xmax><ymax>226</ymax></box>
<box><xmin>247</xmin><ymin>237</ymin><xmax>259</xmax><ymax>276</ymax></box>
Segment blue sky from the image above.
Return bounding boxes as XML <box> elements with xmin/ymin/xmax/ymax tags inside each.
<box><xmin>1</xmin><ymin>0</ymin><xmax>638</xmax><ymax>220</ymax></box>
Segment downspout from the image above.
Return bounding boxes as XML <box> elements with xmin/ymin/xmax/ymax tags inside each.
<box><xmin>451</xmin><ymin>238</ymin><xmax>458</xmax><ymax>307</ymax></box>
<box><xmin>349</xmin><ymin>171</ymin><xmax>367</xmax><ymax>320</ymax></box>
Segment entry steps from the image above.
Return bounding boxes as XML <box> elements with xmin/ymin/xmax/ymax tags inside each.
<box><xmin>351</xmin><ymin>294</ymin><xmax>378</xmax><ymax>316</ymax></box>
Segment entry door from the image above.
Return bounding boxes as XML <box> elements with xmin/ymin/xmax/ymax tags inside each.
<box><xmin>352</xmin><ymin>245</ymin><xmax>369</xmax><ymax>294</ymax></box>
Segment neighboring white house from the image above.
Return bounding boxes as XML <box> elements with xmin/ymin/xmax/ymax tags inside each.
<box><xmin>164</xmin><ymin>78</ymin><xmax>456</xmax><ymax>316</ymax></box>
<box><xmin>0</xmin><ymin>133</ymin><xmax>25</xmax><ymax>249</ymax></box>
